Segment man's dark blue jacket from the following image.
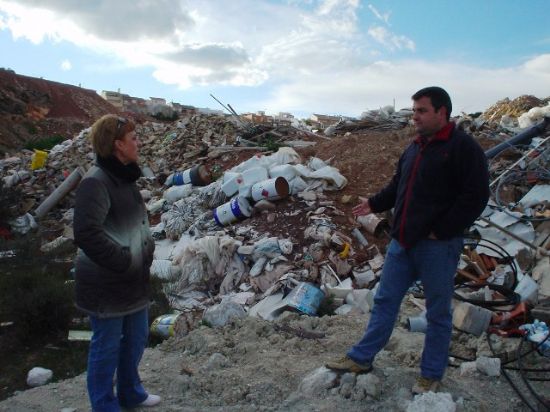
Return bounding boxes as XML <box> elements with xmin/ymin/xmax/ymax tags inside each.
<box><xmin>369</xmin><ymin>122</ymin><xmax>489</xmax><ymax>248</ymax></box>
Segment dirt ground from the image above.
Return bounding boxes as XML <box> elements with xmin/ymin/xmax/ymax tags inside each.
<box><xmin>0</xmin><ymin>305</ymin><xmax>540</xmax><ymax>412</ymax></box>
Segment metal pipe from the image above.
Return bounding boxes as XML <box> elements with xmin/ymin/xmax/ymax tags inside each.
<box><xmin>478</xmin><ymin>216</ymin><xmax>549</xmax><ymax>257</ymax></box>
<box><xmin>484</xmin><ymin>117</ymin><xmax>549</xmax><ymax>159</ymax></box>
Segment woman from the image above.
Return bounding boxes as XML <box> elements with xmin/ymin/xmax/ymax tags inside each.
<box><xmin>73</xmin><ymin>114</ymin><xmax>160</xmax><ymax>411</ymax></box>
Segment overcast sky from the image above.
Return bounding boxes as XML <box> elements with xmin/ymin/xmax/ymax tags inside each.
<box><xmin>1</xmin><ymin>0</ymin><xmax>549</xmax><ymax>118</ymax></box>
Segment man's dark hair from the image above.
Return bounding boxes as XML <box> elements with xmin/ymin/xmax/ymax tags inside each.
<box><xmin>412</xmin><ymin>86</ymin><xmax>452</xmax><ymax>120</ymax></box>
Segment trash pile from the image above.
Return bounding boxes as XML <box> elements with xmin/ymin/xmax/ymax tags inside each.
<box><xmin>324</xmin><ymin>105</ymin><xmax>412</xmax><ymax>136</ymax></box>
<box><xmin>1</xmin><ymin>96</ymin><xmax>550</xmax><ymax>410</ymax></box>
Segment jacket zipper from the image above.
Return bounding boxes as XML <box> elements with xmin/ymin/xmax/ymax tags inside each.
<box><xmin>399</xmin><ymin>147</ymin><xmax>424</xmax><ymax>246</ymax></box>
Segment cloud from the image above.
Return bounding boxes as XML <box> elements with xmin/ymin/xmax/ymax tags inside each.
<box><xmin>258</xmin><ymin>55</ymin><xmax>550</xmax><ymax>116</ymax></box>
<box><xmin>60</xmin><ymin>59</ymin><xmax>72</xmax><ymax>71</ymax></box>
<box><xmin>1</xmin><ymin>0</ymin><xmax>548</xmax><ymax>117</ymax></box>
<box><xmin>162</xmin><ymin>43</ymin><xmax>250</xmax><ymax>69</ymax></box>
<box><xmin>368</xmin><ymin>25</ymin><xmax>415</xmax><ymax>52</ymax></box>
<box><xmin>368</xmin><ymin>4</ymin><xmax>390</xmax><ymax>25</ymax></box>
<box><xmin>8</xmin><ymin>0</ymin><xmax>194</xmax><ymax>41</ymax></box>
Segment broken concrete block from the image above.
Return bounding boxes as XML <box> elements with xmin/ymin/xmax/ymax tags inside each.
<box><xmin>26</xmin><ymin>367</ymin><xmax>53</xmax><ymax>387</ymax></box>
<box><xmin>452</xmin><ymin>302</ymin><xmax>492</xmax><ymax>336</ymax></box>
<box><xmin>476</xmin><ymin>356</ymin><xmax>501</xmax><ymax>377</ymax></box>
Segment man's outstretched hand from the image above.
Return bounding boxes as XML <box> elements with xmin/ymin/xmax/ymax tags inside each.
<box><xmin>352</xmin><ymin>197</ymin><xmax>372</xmax><ymax>216</ymax></box>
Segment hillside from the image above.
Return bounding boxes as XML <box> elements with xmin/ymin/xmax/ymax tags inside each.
<box><xmin>0</xmin><ymin>69</ymin><xmax>117</xmax><ymax>154</ymax></box>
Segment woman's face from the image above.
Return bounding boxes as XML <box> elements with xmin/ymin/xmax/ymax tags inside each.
<box><xmin>114</xmin><ymin>130</ymin><xmax>140</xmax><ymax>164</ymax></box>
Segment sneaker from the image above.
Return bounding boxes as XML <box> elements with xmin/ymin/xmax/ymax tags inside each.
<box><xmin>138</xmin><ymin>394</ymin><xmax>162</xmax><ymax>407</ymax></box>
<box><xmin>325</xmin><ymin>355</ymin><xmax>373</xmax><ymax>373</ymax></box>
<box><xmin>412</xmin><ymin>376</ymin><xmax>440</xmax><ymax>394</ymax></box>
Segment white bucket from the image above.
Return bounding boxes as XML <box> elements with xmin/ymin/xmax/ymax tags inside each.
<box><xmin>213</xmin><ymin>196</ymin><xmax>252</xmax><ymax>226</ymax></box>
<box><xmin>221</xmin><ymin>173</ymin><xmax>243</xmax><ymax>197</ymax></box>
<box><xmin>251</xmin><ymin>177</ymin><xmax>290</xmax><ymax>201</ymax></box>
<box><xmin>242</xmin><ymin>167</ymin><xmax>268</xmax><ymax>186</ymax></box>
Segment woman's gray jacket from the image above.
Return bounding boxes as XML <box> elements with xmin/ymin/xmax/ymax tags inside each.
<box><xmin>73</xmin><ymin>164</ymin><xmax>154</xmax><ymax>317</ymax></box>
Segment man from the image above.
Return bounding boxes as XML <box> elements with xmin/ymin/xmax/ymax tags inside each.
<box><xmin>326</xmin><ymin>86</ymin><xmax>489</xmax><ymax>394</ymax></box>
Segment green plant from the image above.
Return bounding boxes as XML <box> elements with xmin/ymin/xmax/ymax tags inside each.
<box><xmin>0</xmin><ymin>269</ymin><xmax>75</xmax><ymax>339</ymax></box>
<box><xmin>24</xmin><ymin>135</ymin><xmax>64</xmax><ymax>151</ymax></box>
<box><xmin>316</xmin><ymin>294</ymin><xmax>336</xmax><ymax>317</ymax></box>
<box><xmin>200</xmin><ymin>319</ymin><xmax>212</xmax><ymax>328</ymax></box>
<box><xmin>263</xmin><ymin>136</ymin><xmax>281</xmax><ymax>152</ymax></box>
<box><xmin>0</xmin><ymin>180</ymin><xmax>22</xmax><ymax>226</ymax></box>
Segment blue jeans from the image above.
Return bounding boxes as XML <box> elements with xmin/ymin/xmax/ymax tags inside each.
<box><xmin>348</xmin><ymin>237</ymin><xmax>462</xmax><ymax>380</ymax></box>
<box><xmin>87</xmin><ymin>307</ymin><xmax>149</xmax><ymax>412</ymax></box>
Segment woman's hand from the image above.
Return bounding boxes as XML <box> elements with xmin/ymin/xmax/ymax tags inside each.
<box><xmin>352</xmin><ymin>197</ymin><xmax>372</xmax><ymax>216</ymax></box>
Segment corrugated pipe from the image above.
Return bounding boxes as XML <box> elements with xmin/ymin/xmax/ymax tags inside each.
<box><xmin>484</xmin><ymin>116</ymin><xmax>550</xmax><ymax>159</ymax></box>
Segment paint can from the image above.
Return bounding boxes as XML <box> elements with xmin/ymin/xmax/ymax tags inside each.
<box><xmin>357</xmin><ymin>214</ymin><xmax>388</xmax><ymax>236</ymax></box>
<box><xmin>251</xmin><ymin>177</ymin><xmax>290</xmax><ymax>201</ymax></box>
<box><xmin>213</xmin><ymin>196</ymin><xmax>252</xmax><ymax>226</ymax></box>
<box><xmin>285</xmin><ymin>282</ymin><xmax>325</xmax><ymax>316</ymax></box>
<box><xmin>407</xmin><ymin>311</ymin><xmax>427</xmax><ymax>333</ymax></box>
<box><xmin>173</xmin><ymin>165</ymin><xmax>211</xmax><ymax>186</ymax></box>
<box><xmin>150</xmin><ymin>313</ymin><xmax>181</xmax><ymax>338</ymax></box>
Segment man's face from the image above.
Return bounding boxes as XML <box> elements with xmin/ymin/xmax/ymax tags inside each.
<box><xmin>412</xmin><ymin>96</ymin><xmax>447</xmax><ymax>137</ymax></box>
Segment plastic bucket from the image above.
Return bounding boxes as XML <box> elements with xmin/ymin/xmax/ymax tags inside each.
<box><xmin>150</xmin><ymin>313</ymin><xmax>181</xmax><ymax>338</ymax></box>
<box><xmin>213</xmin><ymin>196</ymin><xmax>252</xmax><ymax>226</ymax></box>
<box><xmin>173</xmin><ymin>165</ymin><xmax>211</xmax><ymax>186</ymax></box>
<box><xmin>221</xmin><ymin>172</ymin><xmax>243</xmax><ymax>197</ymax></box>
<box><xmin>251</xmin><ymin>177</ymin><xmax>290</xmax><ymax>201</ymax></box>
<box><xmin>285</xmin><ymin>282</ymin><xmax>325</xmax><ymax>316</ymax></box>
<box><xmin>31</xmin><ymin>150</ymin><xmax>48</xmax><ymax>170</ymax></box>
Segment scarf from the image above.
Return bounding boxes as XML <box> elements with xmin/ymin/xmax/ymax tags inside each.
<box><xmin>96</xmin><ymin>155</ymin><xmax>142</xmax><ymax>183</ymax></box>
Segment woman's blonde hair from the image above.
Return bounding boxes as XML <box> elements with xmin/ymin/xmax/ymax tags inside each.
<box><xmin>89</xmin><ymin>114</ymin><xmax>136</xmax><ymax>157</ymax></box>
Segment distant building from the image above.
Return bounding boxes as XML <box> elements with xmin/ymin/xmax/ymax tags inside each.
<box><xmin>100</xmin><ymin>90</ymin><xmax>124</xmax><ymax>109</ymax></box>
<box><xmin>273</xmin><ymin>112</ymin><xmax>294</xmax><ymax>127</ymax></box>
<box><xmin>149</xmin><ymin>97</ymin><xmax>167</xmax><ymax>106</ymax></box>
<box><xmin>196</xmin><ymin>107</ymin><xmax>225</xmax><ymax>116</ymax></box>
<box><xmin>242</xmin><ymin>111</ymin><xmax>273</xmax><ymax>125</ymax></box>
<box><xmin>310</xmin><ymin>113</ymin><xmax>341</xmax><ymax>130</ymax></box>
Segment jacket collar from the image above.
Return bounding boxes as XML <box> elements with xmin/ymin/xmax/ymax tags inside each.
<box><xmin>414</xmin><ymin>121</ymin><xmax>455</xmax><ymax>145</ymax></box>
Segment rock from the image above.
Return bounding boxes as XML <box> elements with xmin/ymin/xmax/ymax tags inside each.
<box><xmin>407</xmin><ymin>392</ymin><xmax>456</xmax><ymax>412</ymax></box>
<box><xmin>297</xmin><ymin>367</ymin><xmax>338</xmax><ymax>397</ymax></box>
<box><xmin>338</xmin><ymin>372</ymin><xmax>356</xmax><ymax>398</ymax></box>
<box><xmin>203</xmin><ymin>353</ymin><xmax>229</xmax><ymax>370</ymax></box>
<box><xmin>26</xmin><ymin>367</ymin><xmax>53</xmax><ymax>387</ymax></box>
<box><xmin>352</xmin><ymin>373</ymin><xmax>381</xmax><ymax>400</ymax></box>
<box><xmin>202</xmin><ymin>300</ymin><xmax>247</xmax><ymax>328</ymax></box>
<box><xmin>459</xmin><ymin>361</ymin><xmax>477</xmax><ymax>377</ymax></box>
<box><xmin>476</xmin><ymin>356</ymin><xmax>501</xmax><ymax>377</ymax></box>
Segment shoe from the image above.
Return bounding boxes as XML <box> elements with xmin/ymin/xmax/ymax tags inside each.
<box><xmin>138</xmin><ymin>394</ymin><xmax>162</xmax><ymax>407</ymax></box>
<box><xmin>412</xmin><ymin>376</ymin><xmax>440</xmax><ymax>394</ymax></box>
<box><xmin>325</xmin><ymin>355</ymin><xmax>372</xmax><ymax>373</ymax></box>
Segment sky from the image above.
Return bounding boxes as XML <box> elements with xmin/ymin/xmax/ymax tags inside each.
<box><xmin>0</xmin><ymin>0</ymin><xmax>549</xmax><ymax>119</ymax></box>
